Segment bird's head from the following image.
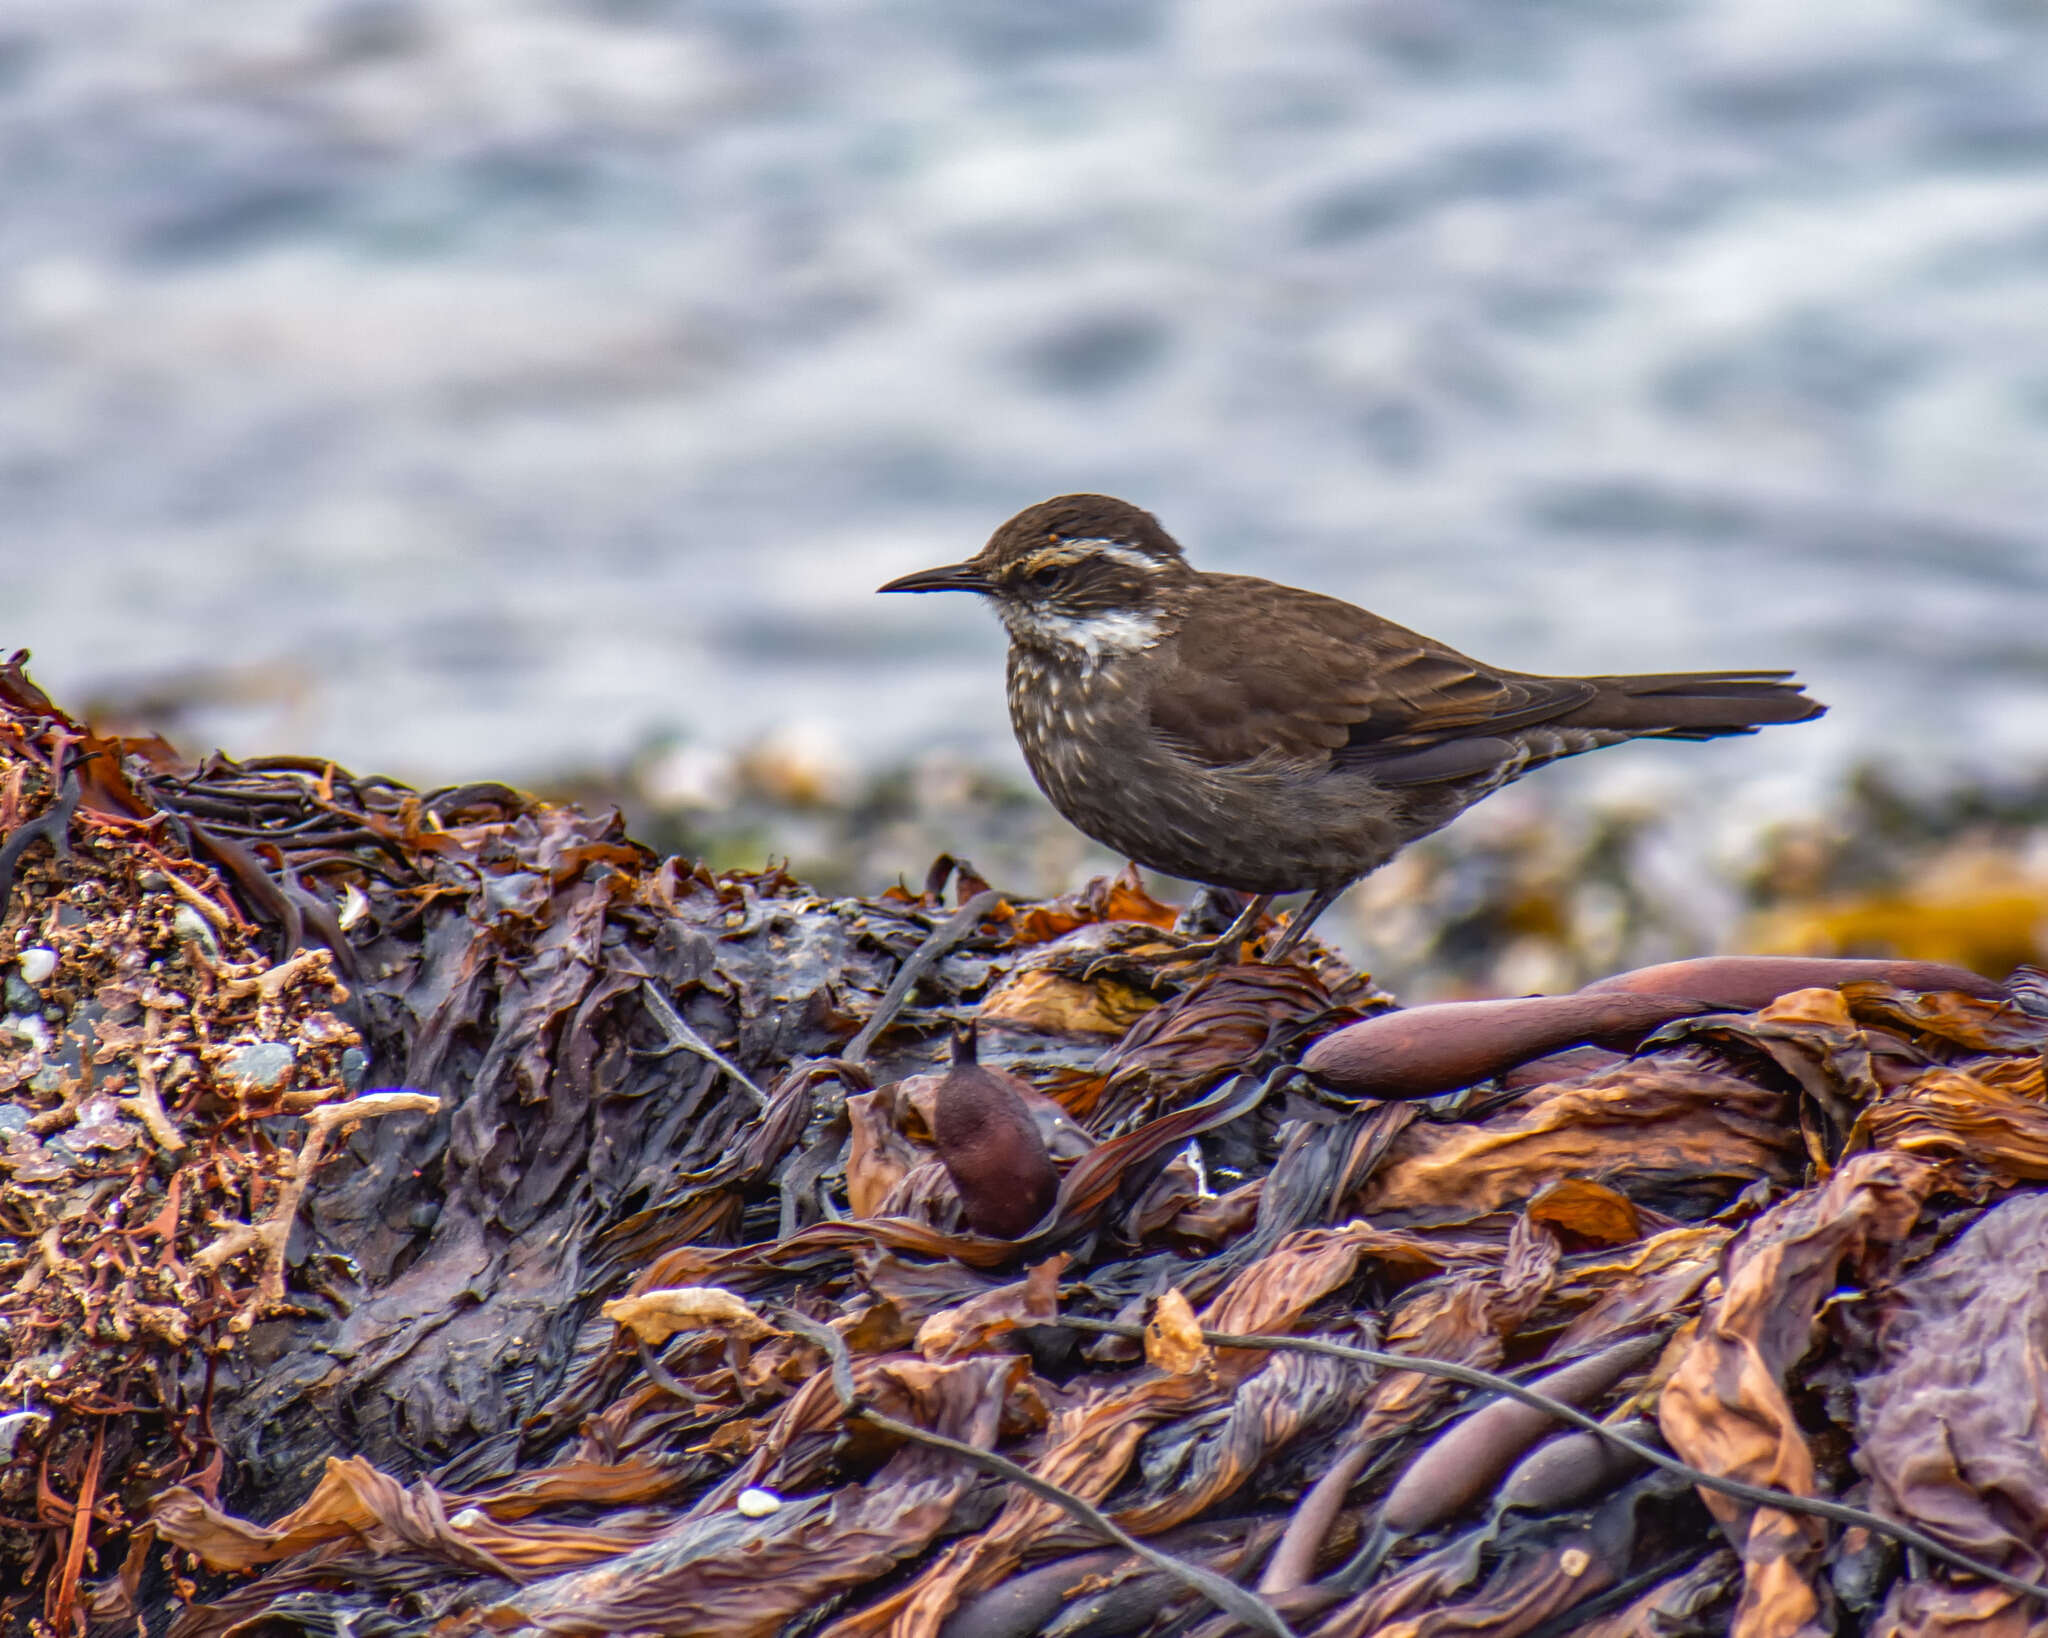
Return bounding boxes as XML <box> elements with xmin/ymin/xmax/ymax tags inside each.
<box><xmin>879</xmin><ymin>494</ymin><xmax>1192</xmax><ymax>661</ymax></box>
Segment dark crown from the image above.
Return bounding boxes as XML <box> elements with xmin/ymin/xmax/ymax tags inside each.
<box><xmin>981</xmin><ymin>494</ymin><xmax>1186</xmax><ymax>571</ymax></box>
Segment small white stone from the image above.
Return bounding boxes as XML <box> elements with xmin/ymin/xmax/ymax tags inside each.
<box><xmin>8</xmin><ymin>1015</ymin><xmax>50</xmax><ymax>1053</ymax></box>
<box><xmin>171</xmin><ymin>905</ymin><xmax>220</xmax><ymax>958</ymax></box>
<box><xmin>16</xmin><ymin>949</ymin><xmax>56</xmax><ymax>986</ymax></box>
<box><xmin>449</xmin><ymin>1506</ymin><xmax>489</xmax><ymax>1529</ymax></box>
<box><xmin>735</xmin><ymin>1487</ymin><xmax>782</xmax><ymax>1518</ymax></box>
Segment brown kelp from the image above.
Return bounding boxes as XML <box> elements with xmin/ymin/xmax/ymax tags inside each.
<box><xmin>2</xmin><ymin>651</ymin><xmax>2047</xmax><ymax>1638</ymax></box>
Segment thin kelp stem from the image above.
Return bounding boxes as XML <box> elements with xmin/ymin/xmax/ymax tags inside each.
<box><xmin>639</xmin><ymin>979</ymin><xmax>773</xmax><ymax>1111</ymax></box>
<box><xmin>844</xmin><ymin>888</ymin><xmax>1005</xmax><ymax>1064</ymax></box>
<box><xmin>773</xmin><ymin>1309</ymin><xmax>1298</xmax><ymax>1638</ymax></box>
<box><xmin>1056</xmin><ymin>1316</ymin><xmax>2048</xmax><ymax>1605</ymax></box>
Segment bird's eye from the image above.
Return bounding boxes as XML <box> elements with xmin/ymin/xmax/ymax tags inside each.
<box><xmin>1026</xmin><ymin>564</ymin><xmax>1065</xmax><ymax>589</ymax></box>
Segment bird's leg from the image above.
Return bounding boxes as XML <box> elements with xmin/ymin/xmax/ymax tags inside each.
<box><xmin>1263</xmin><ymin>882</ymin><xmax>1349</xmax><ymax>962</ymax></box>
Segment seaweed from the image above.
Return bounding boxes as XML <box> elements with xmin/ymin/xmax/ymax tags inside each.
<box><xmin>3</xmin><ymin>651</ymin><xmax>2048</xmax><ymax>1638</ymax></box>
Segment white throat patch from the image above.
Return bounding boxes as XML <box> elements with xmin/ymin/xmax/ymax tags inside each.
<box><xmin>999</xmin><ymin>603</ymin><xmax>1164</xmax><ymax>663</ymax></box>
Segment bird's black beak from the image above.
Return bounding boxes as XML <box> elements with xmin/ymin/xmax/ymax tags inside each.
<box><xmin>877</xmin><ymin>561</ymin><xmax>991</xmax><ymax>595</ymax></box>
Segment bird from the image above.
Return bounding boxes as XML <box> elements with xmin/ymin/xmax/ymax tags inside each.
<box><xmin>930</xmin><ymin>1022</ymin><xmax>1061</xmax><ymax>1240</ymax></box>
<box><xmin>879</xmin><ymin>494</ymin><xmax>1825</xmax><ymax>963</ymax></box>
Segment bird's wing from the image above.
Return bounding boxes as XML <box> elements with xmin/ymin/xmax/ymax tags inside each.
<box><xmin>1146</xmin><ymin>575</ymin><xmax>1597</xmax><ymax>783</ymax></box>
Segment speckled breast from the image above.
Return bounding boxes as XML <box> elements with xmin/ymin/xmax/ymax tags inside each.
<box><xmin>1005</xmin><ymin>647</ymin><xmax>1318</xmax><ymax>890</ymax></box>
<box><xmin>1002</xmin><ymin>645</ymin><xmax>1447</xmax><ymax>893</ymax></box>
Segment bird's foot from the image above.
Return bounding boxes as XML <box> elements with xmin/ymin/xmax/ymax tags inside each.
<box><xmin>1083</xmin><ymin>892</ymin><xmax>1273</xmax><ymax>984</ymax></box>
<box><xmin>1131</xmin><ymin>930</ymin><xmax>1250</xmax><ymax>978</ymax></box>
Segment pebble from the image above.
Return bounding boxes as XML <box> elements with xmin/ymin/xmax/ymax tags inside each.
<box><xmin>172</xmin><ymin>904</ymin><xmax>221</xmax><ymax>957</ymax></box>
<box><xmin>5</xmin><ymin>1015</ymin><xmax>51</xmax><ymax>1053</ymax></box>
<box><xmin>736</xmin><ymin>1487</ymin><xmax>783</xmax><ymax>1517</ymax></box>
<box><xmin>222</xmin><ymin>1041</ymin><xmax>296</xmax><ymax>1092</ymax></box>
<box><xmin>16</xmin><ymin>948</ymin><xmax>56</xmax><ymax>986</ymax></box>
<box><xmin>2</xmin><ymin>977</ymin><xmax>36</xmax><ymax>1015</ymax></box>
<box><xmin>0</xmin><ymin>1105</ymin><xmax>28</xmax><ymax>1134</ymax></box>
<box><xmin>341</xmin><ymin>1046</ymin><xmax>369</xmax><ymax>1091</ymax></box>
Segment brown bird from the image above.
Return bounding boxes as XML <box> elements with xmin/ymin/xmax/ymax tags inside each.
<box><xmin>930</xmin><ymin>1023</ymin><xmax>1061</xmax><ymax>1240</ymax></box>
<box><xmin>881</xmin><ymin>494</ymin><xmax>1825</xmax><ymax>961</ymax></box>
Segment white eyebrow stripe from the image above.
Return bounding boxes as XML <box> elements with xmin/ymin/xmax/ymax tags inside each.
<box><xmin>1051</xmin><ymin>538</ymin><xmax>1171</xmax><ymax>573</ymax></box>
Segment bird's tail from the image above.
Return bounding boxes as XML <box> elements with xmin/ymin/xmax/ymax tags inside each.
<box><xmin>1560</xmin><ymin>670</ymin><xmax>1825</xmax><ymax>740</ymax></box>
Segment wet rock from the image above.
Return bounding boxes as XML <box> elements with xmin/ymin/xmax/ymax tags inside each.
<box><xmin>340</xmin><ymin>1046</ymin><xmax>369</xmax><ymax>1092</ymax></box>
<box><xmin>3</xmin><ymin>976</ymin><xmax>37</xmax><ymax>1014</ymax></box>
<box><xmin>222</xmin><ymin>1042</ymin><xmax>296</xmax><ymax>1093</ymax></box>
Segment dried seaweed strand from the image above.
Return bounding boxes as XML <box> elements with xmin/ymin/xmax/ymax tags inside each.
<box><xmin>49</xmin><ymin>1412</ymin><xmax>105</xmax><ymax>1633</ymax></box>
<box><xmin>638</xmin><ymin>980</ymin><xmax>772</xmax><ymax>1111</ymax></box>
<box><xmin>150</xmin><ymin>861</ymin><xmax>239</xmax><ymax>935</ymax></box>
<box><xmin>1059</xmin><ymin>1317</ymin><xmax>2048</xmax><ymax>1604</ymax></box>
<box><xmin>118</xmin><ymin>1007</ymin><xmax>186</xmax><ymax>1154</ymax></box>
<box><xmin>773</xmin><ymin>1310</ymin><xmax>1297</xmax><ymax>1638</ymax></box>
<box><xmin>845</xmin><ymin>888</ymin><xmax>1004</xmax><ymax>1064</ymax></box>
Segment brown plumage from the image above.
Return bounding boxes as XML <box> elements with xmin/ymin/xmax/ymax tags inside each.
<box><xmin>930</xmin><ymin>1023</ymin><xmax>1061</xmax><ymax>1240</ymax></box>
<box><xmin>882</xmin><ymin>493</ymin><xmax>1825</xmax><ymax>956</ymax></box>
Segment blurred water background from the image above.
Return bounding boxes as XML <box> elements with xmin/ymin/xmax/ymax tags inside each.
<box><xmin>9</xmin><ymin>0</ymin><xmax>2048</xmax><ymax>986</ymax></box>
